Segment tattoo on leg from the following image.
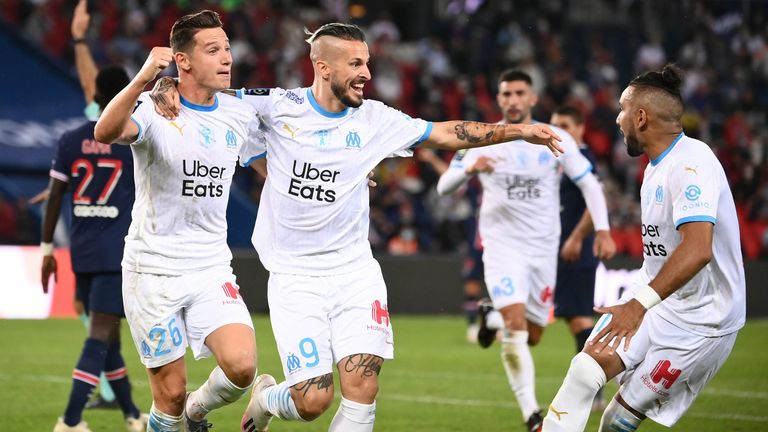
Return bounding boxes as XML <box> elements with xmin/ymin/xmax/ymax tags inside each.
<box><xmin>454</xmin><ymin>122</ymin><xmax>496</xmax><ymax>145</ymax></box>
<box><xmin>342</xmin><ymin>354</ymin><xmax>383</xmax><ymax>378</ymax></box>
<box><xmin>293</xmin><ymin>373</ymin><xmax>334</xmax><ymax>397</ymax></box>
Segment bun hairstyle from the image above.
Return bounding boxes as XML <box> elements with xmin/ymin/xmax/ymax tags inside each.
<box><xmin>629</xmin><ymin>63</ymin><xmax>683</xmax><ymax>102</ymax></box>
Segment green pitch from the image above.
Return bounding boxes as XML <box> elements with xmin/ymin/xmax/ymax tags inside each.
<box><xmin>1</xmin><ymin>316</ymin><xmax>765</xmax><ymax>431</ymax></box>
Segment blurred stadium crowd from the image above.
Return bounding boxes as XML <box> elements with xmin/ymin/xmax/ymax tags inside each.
<box><xmin>1</xmin><ymin>0</ymin><xmax>767</xmax><ymax>259</ymax></box>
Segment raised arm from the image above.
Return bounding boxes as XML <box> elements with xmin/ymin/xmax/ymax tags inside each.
<box><xmin>95</xmin><ymin>47</ymin><xmax>173</xmax><ymax>144</ymax></box>
<box><xmin>422</xmin><ymin>121</ymin><xmax>564</xmax><ymax>155</ymax></box>
<box><xmin>71</xmin><ymin>0</ymin><xmax>97</xmax><ymax>104</ymax></box>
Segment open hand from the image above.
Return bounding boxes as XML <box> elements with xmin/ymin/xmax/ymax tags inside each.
<box><xmin>589</xmin><ymin>300</ymin><xmax>646</xmax><ymax>355</ymax></box>
<box><xmin>520</xmin><ymin>124</ymin><xmax>564</xmax><ymax>156</ymax></box>
<box><xmin>71</xmin><ymin>0</ymin><xmax>90</xmax><ymax>39</ymax></box>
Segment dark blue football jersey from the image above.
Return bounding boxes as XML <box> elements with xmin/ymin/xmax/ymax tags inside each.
<box><xmin>559</xmin><ymin>144</ymin><xmax>599</xmax><ymax>270</ymax></box>
<box><xmin>50</xmin><ymin>121</ymin><xmax>134</xmax><ymax>273</ymax></box>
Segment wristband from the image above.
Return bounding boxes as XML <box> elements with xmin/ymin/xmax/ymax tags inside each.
<box><xmin>73</xmin><ymin>38</ymin><xmax>86</xmax><ymax>45</ymax></box>
<box><xmin>634</xmin><ymin>284</ymin><xmax>662</xmax><ymax>310</ymax></box>
<box><xmin>40</xmin><ymin>242</ymin><xmax>54</xmax><ymax>256</ymax></box>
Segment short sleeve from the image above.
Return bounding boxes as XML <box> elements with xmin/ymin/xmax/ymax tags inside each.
<box><xmin>50</xmin><ymin>132</ymin><xmax>71</xmax><ymax>183</ymax></box>
<box><xmin>375</xmin><ymin>104</ymin><xmax>432</xmax><ymax>158</ymax></box>
<box><xmin>239</xmin><ymin>116</ymin><xmax>268</xmax><ymax>167</ymax></box>
<box><xmin>129</xmin><ymin>92</ymin><xmax>155</xmax><ymax>145</ymax></box>
<box><xmin>670</xmin><ymin>160</ymin><xmax>719</xmax><ymax>229</ymax></box>
<box><xmin>238</xmin><ymin>88</ymin><xmax>275</xmax><ymax>119</ymax></box>
<box><xmin>558</xmin><ymin>134</ymin><xmax>593</xmax><ymax>182</ymax></box>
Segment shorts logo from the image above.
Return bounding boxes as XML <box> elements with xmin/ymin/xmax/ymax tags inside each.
<box><xmin>684</xmin><ymin>185</ymin><xmax>701</xmax><ymax>201</ymax></box>
<box><xmin>345</xmin><ymin>131</ymin><xmax>362</xmax><ymax>149</ymax></box>
<box><xmin>141</xmin><ymin>340</ymin><xmax>151</xmax><ymax>358</ymax></box>
<box><xmin>491</xmin><ymin>276</ymin><xmax>514</xmax><ymax>297</ymax></box>
<box><xmin>540</xmin><ymin>286</ymin><xmax>553</xmax><ymax>303</ymax></box>
<box><xmin>650</xmin><ymin>359</ymin><xmax>682</xmax><ymax>389</ymax></box>
<box><xmin>371</xmin><ymin>300</ymin><xmax>390</xmax><ymax>326</ymax></box>
<box><xmin>286</xmin><ymin>353</ymin><xmax>301</xmax><ymax>373</ymax></box>
<box><xmin>222</xmin><ymin>282</ymin><xmax>241</xmax><ymax>300</ymax></box>
<box><xmin>655</xmin><ymin>185</ymin><xmax>663</xmax><ymax>203</ymax></box>
<box><xmin>225</xmin><ymin>129</ymin><xmax>237</xmax><ymax>149</ymax></box>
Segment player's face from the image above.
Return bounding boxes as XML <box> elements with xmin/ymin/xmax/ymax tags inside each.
<box><xmin>330</xmin><ymin>40</ymin><xmax>371</xmax><ymax>108</ymax></box>
<box><xmin>616</xmin><ymin>87</ymin><xmax>644</xmax><ymax>157</ymax></box>
<box><xmin>497</xmin><ymin>80</ymin><xmax>537</xmax><ymax>124</ymax></box>
<box><xmin>186</xmin><ymin>27</ymin><xmax>232</xmax><ymax>91</ymax></box>
<box><xmin>550</xmin><ymin>114</ymin><xmax>584</xmax><ymax>143</ymax></box>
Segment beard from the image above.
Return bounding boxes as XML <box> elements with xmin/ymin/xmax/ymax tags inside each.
<box><xmin>625</xmin><ymin>131</ymin><xmax>644</xmax><ymax>157</ymax></box>
<box><xmin>331</xmin><ymin>78</ymin><xmax>363</xmax><ymax>108</ymax></box>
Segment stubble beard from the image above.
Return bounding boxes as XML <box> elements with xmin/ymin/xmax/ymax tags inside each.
<box><xmin>331</xmin><ymin>78</ymin><xmax>362</xmax><ymax>108</ymax></box>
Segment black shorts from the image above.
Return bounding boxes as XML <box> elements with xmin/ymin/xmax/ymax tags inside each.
<box><xmin>554</xmin><ymin>266</ymin><xmax>597</xmax><ymax>318</ymax></box>
<box><xmin>75</xmin><ymin>272</ymin><xmax>125</xmax><ymax>316</ymax></box>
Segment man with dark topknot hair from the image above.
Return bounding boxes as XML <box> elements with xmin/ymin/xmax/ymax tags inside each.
<box><xmin>543</xmin><ymin>64</ymin><xmax>745</xmax><ymax>432</ymax></box>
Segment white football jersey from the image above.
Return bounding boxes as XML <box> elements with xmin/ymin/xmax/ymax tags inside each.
<box><xmin>445</xmin><ymin>124</ymin><xmax>591</xmax><ymax>252</ymax></box>
<box><xmin>238</xmin><ymin>87</ymin><xmax>432</xmax><ymax>275</ymax></box>
<box><xmin>636</xmin><ymin>133</ymin><xmax>745</xmax><ymax>336</ymax></box>
<box><xmin>125</xmin><ymin>92</ymin><xmax>265</xmax><ymax>275</ymax></box>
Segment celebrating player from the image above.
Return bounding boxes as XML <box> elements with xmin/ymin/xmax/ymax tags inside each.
<box><xmin>94</xmin><ymin>10</ymin><xmax>266</xmax><ymax>432</ymax></box>
<box><xmin>542</xmin><ymin>65</ymin><xmax>745</xmax><ymax>431</ymax></box>
<box><xmin>151</xmin><ymin>22</ymin><xmax>562</xmax><ymax>432</ymax></box>
<box><xmin>436</xmin><ymin>70</ymin><xmax>613</xmax><ymax>432</ymax></box>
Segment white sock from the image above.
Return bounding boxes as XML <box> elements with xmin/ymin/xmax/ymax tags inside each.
<box><xmin>186</xmin><ymin>366</ymin><xmax>252</xmax><ymax>421</ymax></box>
<box><xmin>329</xmin><ymin>397</ymin><xmax>376</xmax><ymax>432</ymax></box>
<box><xmin>543</xmin><ymin>352</ymin><xmax>607</xmax><ymax>432</ymax></box>
<box><xmin>262</xmin><ymin>381</ymin><xmax>305</xmax><ymax>421</ymax></box>
<box><xmin>501</xmin><ymin>330</ymin><xmax>539</xmax><ymax>421</ymax></box>
<box><xmin>486</xmin><ymin>310</ymin><xmax>504</xmax><ymax>330</ymax></box>
<box><xmin>148</xmin><ymin>402</ymin><xmax>183</xmax><ymax>431</ymax></box>
<box><xmin>599</xmin><ymin>396</ymin><xmax>642</xmax><ymax>432</ymax></box>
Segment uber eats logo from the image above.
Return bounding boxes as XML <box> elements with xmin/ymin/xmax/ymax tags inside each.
<box><xmin>506</xmin><ymin>175</ymin><xmax>541</xmax><ymax>200</ymax></box>
<box><xmin>641</xmin><ymin>223</ymin><xmax>667</xmax><ymax>257</ymax></box>
<box><xmin>182</xmin><ymin>160</ymin><xmax>226</xmax><ymax>197</ymax></box>
<box><xmin>289</xmin><ymin>160</ymin><xmax>339</xmax><ymax>202</ymax></box>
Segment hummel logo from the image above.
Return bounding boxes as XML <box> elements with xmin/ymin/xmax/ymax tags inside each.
<box><xmin>549</xmin><ymin>405</ymin><xmax>568</xmax><ymax>420</ymax></box>
<box><xmin>283</xmin><ymin>123</ymin><xmax>300</xmax><ymax>138</ymax></box>
<box><xmin>169</xmin><ymin>121</ymin><xmax>186</xmax><ymax>136</ymax></box>
<box><xmin>684</xmin><ymin>166</ymin><xmax>698</xmax><ymax>175</ymax></box>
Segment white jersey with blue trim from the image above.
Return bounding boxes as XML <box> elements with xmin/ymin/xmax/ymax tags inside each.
<box><xmin>637</xmin><ymin>133</ymin><xmax>745</xmax><ymax>336</ymax></box>
<box><xmin>124</xmin><ymin>91</ymin><xmax>265</xmax><ymax>276</ymax></box>
<box><xmin>446</xmin><ymin>123</ymin><xmax>590</xmax><ymax>252</ymax></box>
<box><xmin>239</xmin><ymin>87</ymin><xmax>432</xmax><ymax>275</ymax></box>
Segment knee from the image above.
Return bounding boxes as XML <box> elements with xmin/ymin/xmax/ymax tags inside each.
<box><xmin>527</xmin><ymin>332</ymin><xmax>542</xmax><ymax>346</ymax></box>
<box><xmin>219</xmin><ymin>354</ymin><xmax>257</xmax><ymax>388</ymax></box>
<box><xmin>342</xmin><ymin>378</ymin><xmax>379</xmax><ymax>404</ymax></box>
<box><xmin>155</xmin><ymin>379</ymin><xmax>187</xmax><ymax>409</ymax></box>
<box><xmin>294</xmin><ymin>390</ymin><xmax>334</xmax><ymax>421</ymax></box>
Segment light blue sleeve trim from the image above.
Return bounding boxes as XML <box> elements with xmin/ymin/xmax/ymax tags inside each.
<box><xmin>235</xmin><ymin>88</ymin><xmax>243</xmax><ymax>99</ymax></box>
<box><xmin>410</xmin><ymin>121</ymin><xmax>434</xmax><ymax>149</ymax></box>
<box><xmin>241</xmin><ymin>151</ymin><xmax>267</xmax><ymax>167</ymax></box>
<box><xmin>674</xmin><ymin>215</ymin><xmax>716</xmax><ymax>229</ymax></box>
<box><xmin>571</xmin><ymin>164</ymin><xmax>593</xmax><ymax>182</ymax></box>
<box><xmin>129</xmin><ymin>116</ymin><xmax>143</xmax><ymax>144</ymax></box>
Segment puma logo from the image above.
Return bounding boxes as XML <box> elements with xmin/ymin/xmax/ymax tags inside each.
<box><xmin>549</xmin><ymin>405</ymin><xmax>568</xmax><ymax>421</ymax></box>
<box><xmin>283</xmin><ymin>123</ymin><xmax>300</xmax><ymax>138</ymax></box>
<box><xmin>684</xmin><ymin>166</ymin><xmax>698</xmax><ymax>175</ymax></box>
<box><xmin>169</xmin><ymin>121</ymin><xmax>186</xmax><ymax>136</ymax></box>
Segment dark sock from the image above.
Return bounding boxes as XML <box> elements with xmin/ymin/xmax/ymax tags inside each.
<box><xmin>63</xmin><ymin>338</ymin><xmax>108</xmax><ymax>426</ymax></box>
<box><xmin>464</xmin><ymin>294</ymin><xmax>479</xmax><ymax>324</ymax></box>
<box><xmin>576</xmin><ymin>327</ymin><xmax>593</xmax><ymax>353</ymax></box>
<box><xmin>104</xmin><ymin>340</ymin><xmax>140</xmax><ymax>419</ymax></box>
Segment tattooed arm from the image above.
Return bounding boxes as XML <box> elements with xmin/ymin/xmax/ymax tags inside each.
<box><xmin>422</xmin><ymin>121</ymin><xmax>564</xmax><ymax>155</ymax></box>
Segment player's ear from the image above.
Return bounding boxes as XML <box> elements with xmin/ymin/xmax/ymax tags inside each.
<box><xmin>175</xmin><ymin>51</ymin><xmax>191</xmax><ymax>72</ymax></box>
<box><xmin>315</xmin><ymin>60</ymin><xmax>331</xmax><ymax>80</ymax></box>
<box><xmin>636</xmin><ymin>108</ymin><xmax>647</xmax><ymax>130</ymax></box>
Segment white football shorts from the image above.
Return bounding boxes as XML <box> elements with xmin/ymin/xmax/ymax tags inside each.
<box><xmin>122</xmin><ymin>265</ymin><xmax>254</xmax><ymax>368</ymax></box>
<box><xmin>590</xmin><ymin>310</ymin><xmax>737</xmax><ymax>426</ymax></box>
<box><xmin>268</xmin><ymin>259</ymin><xmax>394</xmax><ymax>386</ymax></box>
<box><xmin>483</xmin><ymin>242</ymin><xmax>557</xmax><ymax>327</ymax></box>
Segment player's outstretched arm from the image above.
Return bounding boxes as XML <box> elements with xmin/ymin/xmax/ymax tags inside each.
<box><xmin>422</xmin><ymin>121</ymin><xmax>564</xmax><ymax>155</ymax></box>
<box><xmin>590</xmin><ymin>221</ymin><xmax>713</xmax><ymax>354</ymax></box>
<box><xmin>40</xmin><ymin>178</ymin><xmax>67</xmax><ymax>293</ymax></box>
<box><xmin>95</xmin><ymin>47</ymin><xmax>173</xmax><ymax>144</ymax></box>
